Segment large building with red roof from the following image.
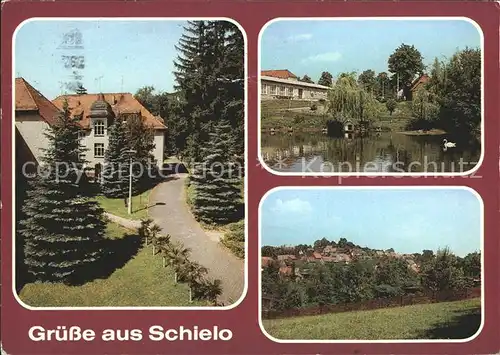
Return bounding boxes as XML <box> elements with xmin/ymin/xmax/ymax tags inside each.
<box><xmin>15</xmin><ymin>78</ymin><xmax>167</xmax><ymax>172</ymax></box>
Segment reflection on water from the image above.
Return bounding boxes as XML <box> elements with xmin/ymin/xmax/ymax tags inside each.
<box><xmin>261</xmin><ymin>132</ymin><xmax>481</xmax><ymax>173</ymax></box>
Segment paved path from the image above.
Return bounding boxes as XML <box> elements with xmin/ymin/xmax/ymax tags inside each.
<box><xmin>148</xmin><ymin>174</ymin><xmax>245</xmax><ymax>306</ymax></box>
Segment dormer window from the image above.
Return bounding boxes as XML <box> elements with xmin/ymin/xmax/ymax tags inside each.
<box><xmin>94</xmin><ymin>120</ymin><xmax>105</xmax><ymax>136</ymax></box>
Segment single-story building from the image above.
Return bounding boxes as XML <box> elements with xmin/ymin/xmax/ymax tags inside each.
<box><xmin>261</xmin><ymin>69</ymin><xmax>329</xmax><ymax>101</ymax></box>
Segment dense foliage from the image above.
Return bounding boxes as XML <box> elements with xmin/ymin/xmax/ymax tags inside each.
<box><xmin>388</xmin><ymin>43</ymin><xmax>425</xmax><ymax>98</ymax></box>
<box><xmin>221</xmin><ymin>220</ymin><xmax>245</xmax><ymax>258</ymax></box>
<box><xmin>19</xmin><ymin>102</ymin><xmax>106</xmax><ymax>283</ymax></box>
<box><xmin>326</xmin><ymin>73</ymin><xmax>381</xmax><ymax>124</ymax></box>
<box><xmin>318</xmin><ymin>71</ymin><xmax>333</xmax><ymax>87</ymax></box>
<box><xmin>101</xmin><ymin>113</ymin><xmax>156</xmax><ymax>198</ymax></box>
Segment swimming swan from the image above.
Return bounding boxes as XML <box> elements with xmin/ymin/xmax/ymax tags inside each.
<box><xmin>443</xmin><ymin>139</ymin><xmax>456</xmax><ymax>148</ymax></box>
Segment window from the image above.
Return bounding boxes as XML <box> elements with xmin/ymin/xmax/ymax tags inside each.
<box><xmin>261</xmin><ymin>84</ymin><xmax>268</xmax><ymax>95</ymax></box>
<box><xmin>94</xmin><ymin>120</ymin><xmax>105</xmax><ymax>136</ymax></box>
<box><xmin>286</xmin><ymin>87</ymin><xmax>293</xmax><ymax>96</ymax></box>
<box><xmin>270</xmin><ymin>85</ymin><xmax>277</xmax><ymax>95</ymax></box>
<box><xmin>279</xmin><ymin>86</ymin><xmax>286</xmax><ymax>95</ymax></box>
<box><xmin>78</xmin><ymin>131</ymin><xmax>86</xmax><ymax>140</ymax></box>
<box><xmin>94</xmin><ymin>143</ymin><xmax>105</xmax><ymax>158</ymax></box>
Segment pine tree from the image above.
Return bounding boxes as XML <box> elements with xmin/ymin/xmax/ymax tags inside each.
<box><xmin>101</xmin><ymin>115</ymin><xmax>129</xmax><ymax>198</ymax></box>
<box><xmin>19</xmin><ymin>101</ymin><xmax>106</xmax><ymax>283</ymax></box>
<box><xmin>190</xmin><ymin>121</ymin><xmax>243</xmax><ymax>225</ymax></box>
<box><xmin>173</xmin><ymin>20</ymin><xmax>244</xmax><ymax>162</ymax></box>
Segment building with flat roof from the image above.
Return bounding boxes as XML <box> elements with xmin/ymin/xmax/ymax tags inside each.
<box><xmin>260</xmin><ymin>70</ymin><xmax>330</xmax><ymax>101</ymax></box>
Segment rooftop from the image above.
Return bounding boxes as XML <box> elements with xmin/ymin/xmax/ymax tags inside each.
<box><xmin>261</xmin><ymin>75</ymin><xmax>330</xmax><ymax>90</ymax></box>
<box><xmin>52</xmin><ymin>93</ymin><xmax>167</xmax><ymax>130</ymax></box>
<box><xmin>15</xmin><ymin>78</ymin><xmax>61</xmax><ymax>126</ymax></box>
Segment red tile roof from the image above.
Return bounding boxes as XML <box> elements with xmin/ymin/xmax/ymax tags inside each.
<box><xmin>261</xmin><ymin>69</ymin><xmax>298</xmax><ymax>80</ymax></box>
<box><xmin>279</xmin><ymin>266</ymin><xmax>293</xmax><ymax>276</ymax></box>
<box><xmin>410</xmin><ymin>74</ymin><xmax>430</xmax><ymax>91</ymax></box>
<box><xmin>313</xmin><ymin>252</ymin><xmax>322</xmax><ymax>259</ymax></box>
<box><xmin>52</xmin><ymin>93</ymin><xmax>167</xmax><ymax>130</ymax></box>
<box><xmin>15</xmin><ymin>78</ymin><xmax>61</xmax><ymax>125</ymax></box>
<box><xmin>261</xmin><ymin>257</ymin><xmax>273</xmax><ymax>267</ymax></box>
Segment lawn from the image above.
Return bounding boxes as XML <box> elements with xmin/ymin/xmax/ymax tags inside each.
<box><xmin>95</xmin><ymin>188</ymin><xmax>152</xmax><ymax>220</ymax></box>
<box><xmin>18</xmin><ymin>223</ymin><xmax>204</xmax><ymax>307</ymax></box>
<box><xmin>262</xmin><ymin>298</ymin><xmax>481</xmax><ymax>340</ymax></box>
<box><xmin>261</xmin><ymin>99</ymin><xmax>319</xmax><ymax>112</ymax></box>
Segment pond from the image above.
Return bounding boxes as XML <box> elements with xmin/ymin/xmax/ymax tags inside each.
<box><xmin>260</xmin><ymin>132</ymin><xmax>481</xmax><ymax>173</ymax></box>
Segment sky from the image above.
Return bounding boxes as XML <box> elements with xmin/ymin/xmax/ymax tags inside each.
<box><xmin>15</xmin><ymin>20</ymin><xmax>188</xmax><ymax>99</ymax></box>
<box><xmin>260</xmin><ymin>19</ymin><xmax>481</xmax><ymax>82</ymax></box>
<box><xmin>260</xmin><ymin>189</ymin><xmax>481</xmax><ymax>257</ymax></box>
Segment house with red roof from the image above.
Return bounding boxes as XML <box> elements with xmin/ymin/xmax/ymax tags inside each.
<box><xmin>15</xmin><ymin>78</ymin><xmax>167</xmax><ymax>176</ymax></box>
<box><xmin>52</xmin><ymin>92</ymin><xmax>166</xmax><ymax>171</ymax></box>
<box><xmin>409</xmin><ymin>74</ymin><xmax>430</xmax><ymax>100</ymax></box>
<box><xmin>15</xmin><ymin>78</ymin><xmax>62</xmax><ymax>164</ymax></box>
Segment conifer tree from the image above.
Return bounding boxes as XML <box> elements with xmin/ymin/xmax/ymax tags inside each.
<box><xmin>173</xmin><ymin>20</ymin><xmax>244</xmax><ymax>162</ymax></box>
<box><xmin>101</xmin><ymin>115</ymin><xmax>129</xmax><ymax>198</ymax></box>
<box><xmin>19</xmin><ymin>101</ymin><xmax>106</xmax><ymax>283</ymax></box>
<box><xmin>125</xmin><ymin>114</ymin><xmax>156</xmax><ymax>191</ymax></box>
<box><xmin>190</xmin><ymin>121</ymin><xmax>243</xmax><ymax>224</ymax></box>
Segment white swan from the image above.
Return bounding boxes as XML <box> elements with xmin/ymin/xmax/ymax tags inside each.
<box><xmin>443</xmin><ymin>139</ymin><xmax>456</xmax><ymax>148</ymax></box>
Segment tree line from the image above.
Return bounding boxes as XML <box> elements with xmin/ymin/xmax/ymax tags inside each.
<box><xmin>262</xmin><ymin>240</ymin><xmax>481</xmax><ymax>312</ymax></box>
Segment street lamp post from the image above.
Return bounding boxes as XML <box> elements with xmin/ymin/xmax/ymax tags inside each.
<box><xmin>125</xmin><ymin>149</ymin><xmax>137</xmax><ymax>215</ymax></box>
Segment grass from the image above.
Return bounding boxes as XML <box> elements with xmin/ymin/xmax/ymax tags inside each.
<box><xmin>261</xmin><ymin>99</ymin><xmax>319</xmax><ymax>112</ymax></box>
<box><xmin>18</xmin><ymin>223</ymin><xmax>204</xmax><ymax>307</ymax></box>
<box><xmin>262</xmin><ymin>298</ymin><xmax>481</xmax><ymax>340</ymax></box>
<box><xmin>95</xmin><ymin>188</ymin><xmax>152</xmax><ymax>220</ymax></box>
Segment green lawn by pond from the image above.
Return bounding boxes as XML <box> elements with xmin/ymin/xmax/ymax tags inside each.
<box><xmin>19</xmin><ymin>223</ymin><xmax>204</xmax><ymax>307</ymax></box>
<box><xmin>262</xmin><ymin>298</ymin><xmax>481</xmax><ymax>340</ymax></box>
<box><xmin>95</xmin><ymin>188</ymin><xmax>152</xmax><ymax>220</ymax></box>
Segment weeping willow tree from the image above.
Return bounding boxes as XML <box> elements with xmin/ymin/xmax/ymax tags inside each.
<box><xmin>327</xmin><ymin>72</ymin><xmax>381</xmax><ymax>124</ymax></box>
<box><xmin>410</xmin><ymin>87</ymin><xmax>439</xmax><ymax>129</ymax></box>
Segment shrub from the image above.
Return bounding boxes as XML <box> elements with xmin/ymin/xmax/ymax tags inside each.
<box><xmin>221</xmin><ymin>220</ymin><xmax>245</xmax><ymax>258</ymax></box>
<box><xmin>293</xmin><ymin>115</ymin><xmax>305</xmax><ymax>124</ymax></box>
<box><xmin>310</xmin><ymin>104</ymin><xmax>318</xmax><ymax>111</ymax></box>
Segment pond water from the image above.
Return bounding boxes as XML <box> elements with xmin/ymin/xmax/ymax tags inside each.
<box><xmin>261</xmin><ymin>132</ymin><xmax>481</xmax><ymax>173</ymax></box>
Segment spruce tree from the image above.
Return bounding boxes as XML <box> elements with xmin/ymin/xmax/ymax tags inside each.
<box><xmin>19</xmin><ymin>101</ymin><xmax>106</xmax><ymax>283</ymax></box>
<box><xmin>173</xmin><ymin>20</ymin><xmax>244</xmax><ymax>162</ymax></box>
<box><xmin>101</xmin><ymin>115</ymin><xmax>129</xmax><ymax>198</ymax></box>
<box><xmin>125</xmin><ymin>114</ymin><xmax>156</xmax><ymax>191</ymax></box>
<box><xmin>190</xmin><ymin>121</ymin><xmax>243</xmax><ymax>225</ymax></box>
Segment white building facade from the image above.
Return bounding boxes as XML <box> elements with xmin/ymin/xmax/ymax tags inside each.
<box><xmin>261</xmin><ymin>75</ymin><xmax>329</xmax><ymax>101</ymax></box>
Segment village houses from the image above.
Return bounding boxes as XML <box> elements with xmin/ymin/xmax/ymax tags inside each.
<box><xmin>262</xmin><ymin>245</ymin><xmax>419</xmax><ymax>278</ymax></box>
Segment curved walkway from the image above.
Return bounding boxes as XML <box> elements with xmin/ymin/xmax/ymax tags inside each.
<box><xmin>148</xmin><ymin>174</ymin><xmax>245</xmax><ymax>306</ymax></box>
